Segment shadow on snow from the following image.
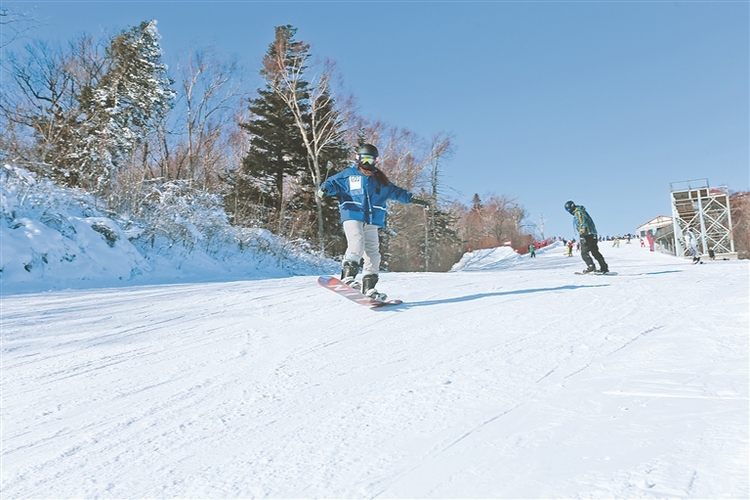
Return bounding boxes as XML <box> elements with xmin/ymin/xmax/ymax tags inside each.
<box><xmin>378</xmin><ymin>284</ymin><xmax>610</xmax><ymax>310</ymax></box>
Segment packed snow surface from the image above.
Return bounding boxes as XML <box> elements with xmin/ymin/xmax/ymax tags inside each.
<box><xmin>2</xmin><ymin>242</ymin><xmax>748</xmax><ymax>498</ymax></box>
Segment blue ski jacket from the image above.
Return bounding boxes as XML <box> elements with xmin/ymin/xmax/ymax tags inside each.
<box><xmin>320</xmin><ymin>165</ymin><xmax>414</xmax><ymax>227</ymax></box>
<box><xmin>572</xmin><ymin>205</ymin><xmax>598</xmax><ymax>237</ymax></box>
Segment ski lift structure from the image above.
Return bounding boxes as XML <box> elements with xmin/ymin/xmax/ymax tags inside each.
<box><xmin>670</xmin><ymin>178</ymin><xmax>736</xmax><ymax>259</ymax></box>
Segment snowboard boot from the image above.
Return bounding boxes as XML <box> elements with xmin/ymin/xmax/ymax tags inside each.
<box><xmin>596</xmin><ymin>256</ymin><xmax>609</xmax><ymax>273</ymax></box>
<box><xmin>341</xmin><ymin>260</ymin><xmax>361</xmax><ymax>290</ymax></box>
<box><xmin>362</xmin><ymin>274</ymin><xmax>387</xmax><ymax>301</ymax></box>
<box><xmin>581</xmin><ymin>265</ymin><xmax>596</xmax><ymax>274</ymax></box>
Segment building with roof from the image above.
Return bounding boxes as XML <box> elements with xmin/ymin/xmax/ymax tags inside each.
<box><xmin>637</xmin><ymin>216</ymin><xmax>675</xmax><ymax>254</ymax></box>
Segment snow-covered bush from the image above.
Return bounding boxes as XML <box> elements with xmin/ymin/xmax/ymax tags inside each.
<box><xmin>1</xmin><ymin>164</ymin><xmax>337</xmax><ymax>293</ymax></box>
<box><xmin>128</xmin><ymin>179</ymin><xmax>335</xmax><ymax>272</ymax></box>
<box><xmin>130</xmin><ymin>179</ymin><xmax>232</xmax><ymax>254</ymax></box>
<box><xmin>1</xmin><ymin>164</ymin><xmax>149</xmax><ymax>287</ymax></box>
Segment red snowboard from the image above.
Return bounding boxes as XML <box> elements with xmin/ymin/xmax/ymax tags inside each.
<box><xmin>317</xmin><ymin>276</ymin><xmax>403</xmax><ymax>308</ymax></box>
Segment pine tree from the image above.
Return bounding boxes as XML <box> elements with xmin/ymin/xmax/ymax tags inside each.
<box><xmin>261</xmin><ymin>25</ymin><xmax>349</xmax><ymax>252</ymax></box>
<box><xmin>231</xmin><ymin>26</ymin><xmax>312</xmax><ymax>233</ymax></box>
<box><xmin>240</xmin><ymin>87</ymin><xmax>306</xmax><ymax>217</ymax></box>
<box><xmin>76</xmin><ymin>20</ymin><xmax>175</xmax><ymax>193</ymax></box>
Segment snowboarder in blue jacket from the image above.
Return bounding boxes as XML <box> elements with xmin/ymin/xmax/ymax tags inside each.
<box><xmin>565</xmin><ymin>200</ymin><xmax>609</xmax><ymax>274</ymax></box>
<box><xmin>317</xmin><ymin>143</ymin><xmax>428</xmax><ymax>299</ymax></box>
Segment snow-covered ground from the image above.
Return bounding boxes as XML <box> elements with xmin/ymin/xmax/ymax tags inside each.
<box><xmin>2</xmin><ymin>237</ymin><xmax>748</xmax><ymax>498</ymax></box>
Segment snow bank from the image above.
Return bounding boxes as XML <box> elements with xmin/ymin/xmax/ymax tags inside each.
<box><xmin>451</xmin><ymin>246</ymin><xmax>520</xmax><ymax>272</ymax></box>
<box><xmin>451</xmin><ymin>241</ymin><xmax>563</xmax><ymax>272</ymax></box>
<box><xmin>0</xmin><ymin>165</ymin><xmax>337</xmax><ymax>294</ymax></box>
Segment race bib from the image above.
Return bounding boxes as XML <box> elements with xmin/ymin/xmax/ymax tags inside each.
<box><xmin>348</xmin><ymin>175</ymin><xmax>363</xmax><ymax>191</ymax></box>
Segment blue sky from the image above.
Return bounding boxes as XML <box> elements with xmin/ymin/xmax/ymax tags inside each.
<box><xmin>4</xmin><ymin>0</ymin><xmax>748</xmax><ymax>238</ymax></box>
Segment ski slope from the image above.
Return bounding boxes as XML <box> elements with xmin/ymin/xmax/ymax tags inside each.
<box><xmin>2</xmin><ymin>242</ymin><xmax>748</xmax><ymax>498</ymax></box>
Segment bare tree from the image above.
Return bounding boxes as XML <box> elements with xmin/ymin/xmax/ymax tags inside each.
<box><xmin>357</xmin><ymin>120</ymin><xmax>425</xmax><ymax>189</ymax></box>
<box><xmin>533</xmin><ymin>213</ymin><xmax>547</xmax><ymax>240</ymax></box>
<box><xmin>176</xmin><ymin>48</ymin><xmax>245</xmax><ymax>190</ymax></box>
<box><xmin>423</xmin><ymin>133</ymin><xmax>454</xmax><ymax>270</ymax></box>
<box><xmin>0</xmin><ymin>36</ymin><xmax>106</xmax><ymax>182</ymax></box>
<box><xmin>0</xmin><ymin>6</ymin><xmax>37</xmax><ymax>49</ymax></box>
<box><xmin>458</xmin><ymin>193</ymin><xmax>531</xmax><ymax>251</ymax></box>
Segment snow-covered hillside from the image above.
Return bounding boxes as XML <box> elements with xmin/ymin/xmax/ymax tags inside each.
<box><xmin>2</xmin><ymin>234</ymin><xmax>748</xmax><ymax>498</ymax></box>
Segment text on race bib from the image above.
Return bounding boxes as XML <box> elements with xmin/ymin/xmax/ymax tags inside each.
<box><xmin>348</xmin><ymin>176</ymin><xmax>362</xmax><ymax>191</ymax></box>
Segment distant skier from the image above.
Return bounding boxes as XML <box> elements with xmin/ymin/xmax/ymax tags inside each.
<box><xmin>685</xmin><ymin>230</ymin><xmax>701</xmax><ymax>264</ymax></box>
<box><xmin>528</xmin><ymin>244</ymin><xmax>536</xmax><ymax>258</ymax></box>
<box><xmin>317</xmin><ymin>143</ymin><xmax>429</xmax><ymax>300</ymax></box>
<box><xmin>645</xmin><ymin>232</ymin><xmax>655</xmax><ymax>251</ymax></box>
<box><xmin>564</xmin><ymin>200</ymin><xmax>609</xmax><ymax>274</ymax></box>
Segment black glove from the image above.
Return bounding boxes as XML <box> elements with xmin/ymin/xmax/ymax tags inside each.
<box><xmin>411</xmin><ymin>197</ymin><xmax>429</xmax><ymax>207</ymax></box>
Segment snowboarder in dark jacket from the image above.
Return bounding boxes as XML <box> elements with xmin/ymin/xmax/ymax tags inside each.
<box><xmin>317</xmin><ymin>143</ymin><xmax>428</xmax><ymax>299</ymax></box>
<box><xmin>565</xmin><ymin>200</ymin><xmax>609</xmax><ymax>273</ymax></box>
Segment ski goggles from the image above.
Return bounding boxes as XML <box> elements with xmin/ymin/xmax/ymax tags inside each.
<box><xmin>359</xmin><ymin>154</ymin><xmax>376</xmax><ymax>165</ymax></box>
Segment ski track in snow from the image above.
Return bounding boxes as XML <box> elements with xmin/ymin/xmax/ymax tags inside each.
<box><xmin>2</xmin><ymin>243</ymin><xmax>748</xmax><ymax>498</ymax></box>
